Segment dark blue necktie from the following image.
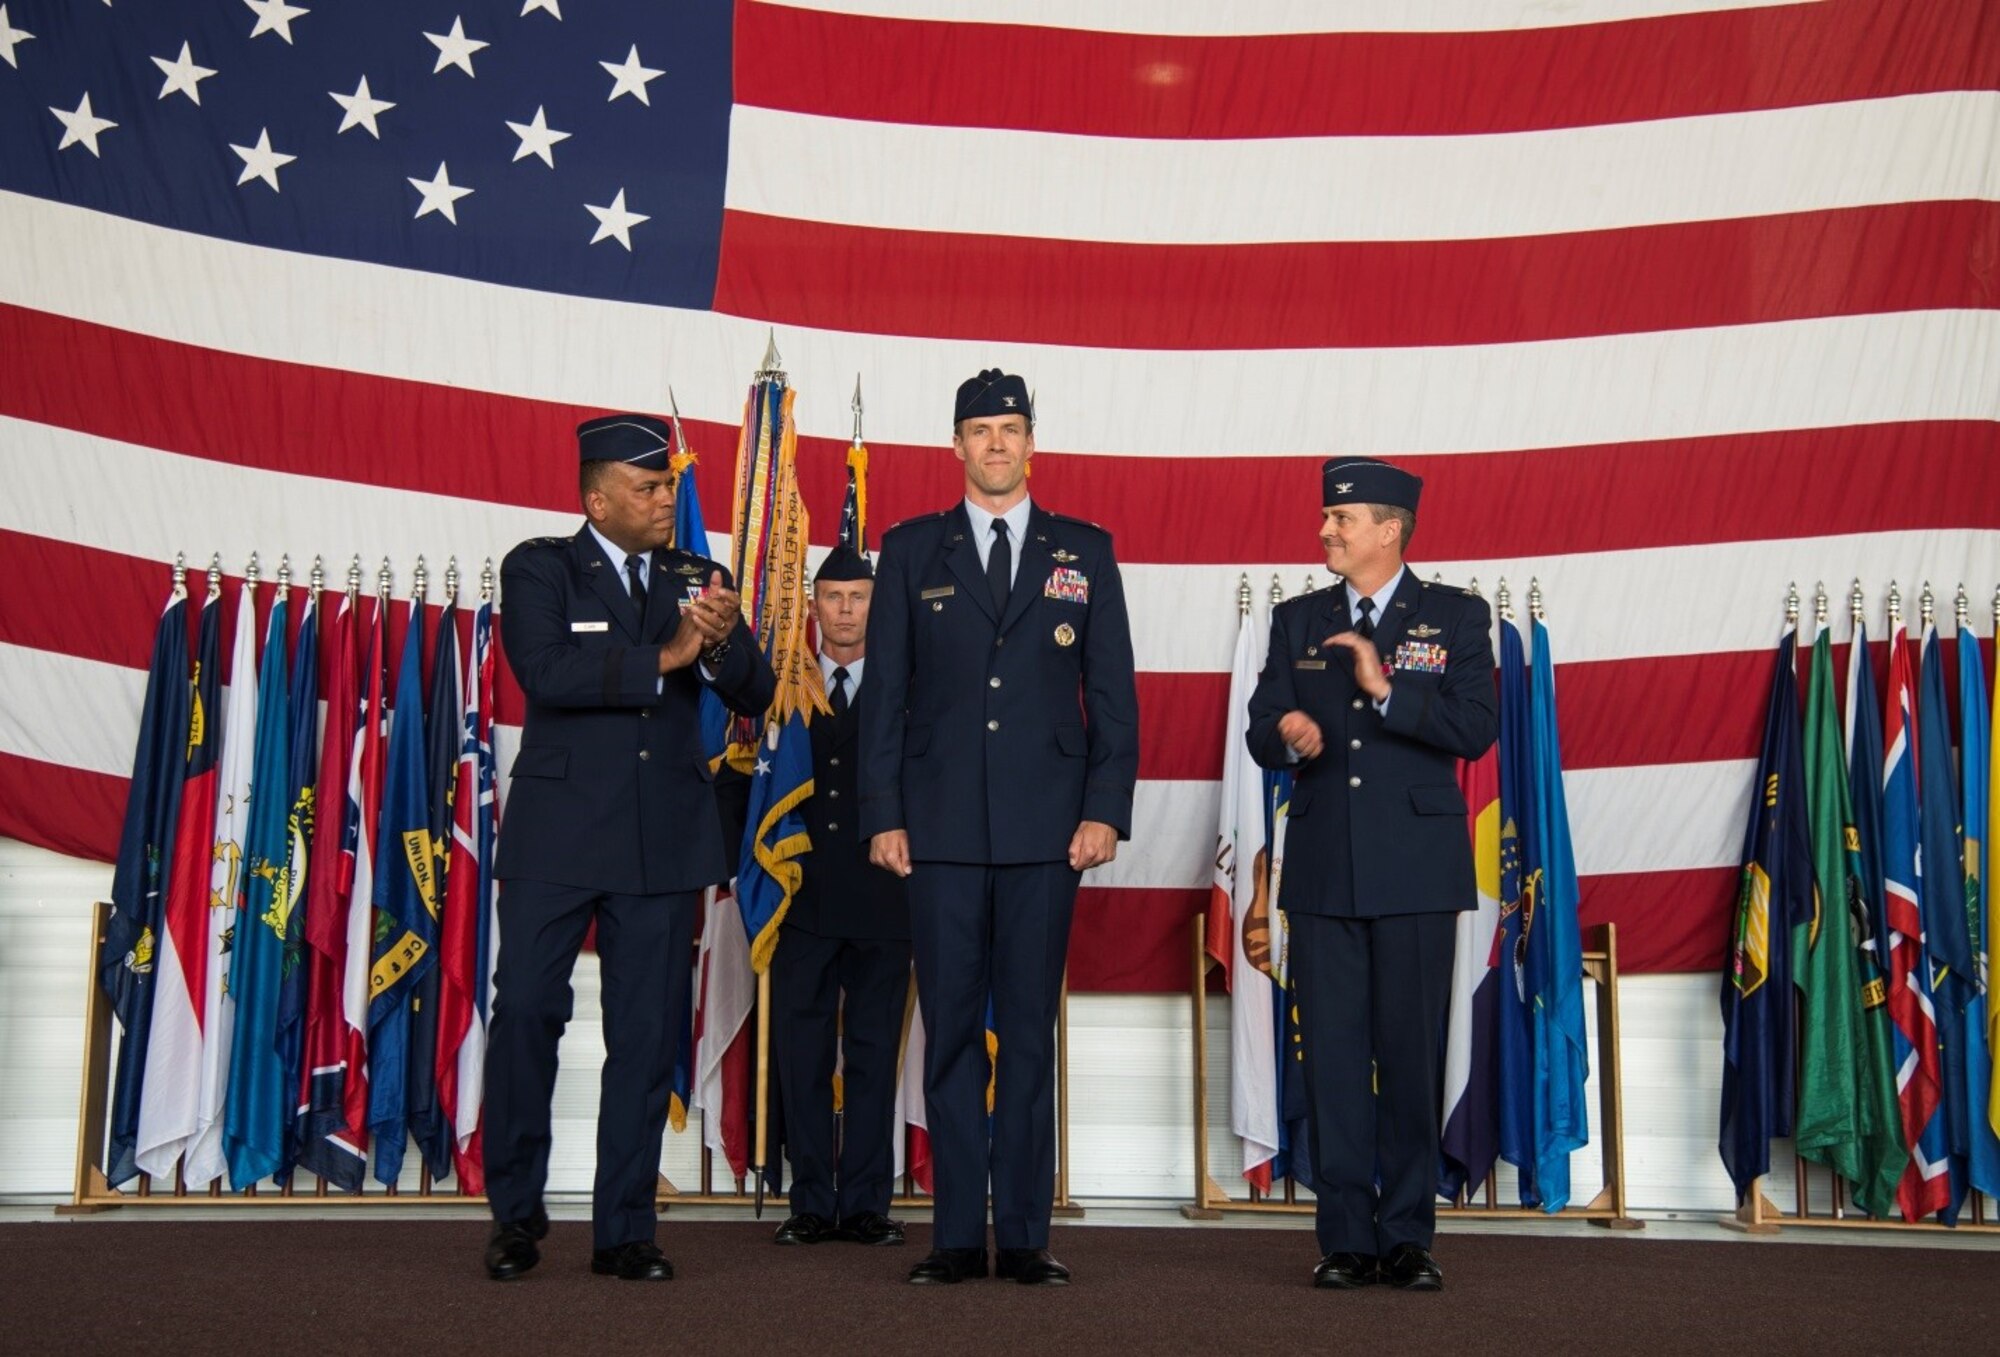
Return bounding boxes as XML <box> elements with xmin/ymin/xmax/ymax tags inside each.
<box><xmin>987</xmin><ymin>519</ymin><xmax>1012</xmax><ymax>614</ymax></box>
<box><xmin>625</xmin><ymin>553</ymin><xmax>647</xmax><ymax>619</ymax></box>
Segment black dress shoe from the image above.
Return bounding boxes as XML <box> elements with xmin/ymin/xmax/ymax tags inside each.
<box><xmin>484</xmin><ymin>1218</ymin><xmax>544</xmax><ymax>1282</ymax></box>
<box><xmin>1312</xmin><ymin>1252</ymin><xmax>1378</xmax><ymax>1289</ymax></box>
<box><xmin>1381</xmin><ymin>1243</ymin><xmax>1443</xmax><ymax>1291</ymax></box>
<box><xmin>836</xmin><ymin>1212</ymin><xmax>906</xmax><ymax>1246</ymax></box>
<box><xmin>994</xmin><ymin>1248</ymin><xmax>1071</xmax><ymax>1286</ymax></box>
<box><xmin>773</xmin><ymin>1212</ymin><xmax>838</xmax><ymax>1245</ymax></box>
<box><xmin>906</xmin><ymin>1247</ymin><xmax>988</xmax><ymax>1284</ymax></box>
<box><xmin>591</xmin><ymin>1241</ymin><xmax>675</xmax><ymax>1281</ymax></box>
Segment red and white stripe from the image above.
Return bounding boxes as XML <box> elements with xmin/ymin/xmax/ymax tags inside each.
<box><xmin>2</xmin><ymin>0</ymin><xmax>1997</xmax><ymax>985</ymax></box>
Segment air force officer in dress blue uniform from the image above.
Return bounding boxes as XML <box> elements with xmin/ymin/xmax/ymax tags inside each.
<box><xmin>1246</xmin><ymin>458</ymin><xmax>1497</xmax><ymax>1293</ymax></box>
<box><xmin>770</xmin><ymin>546</ymin><xmax>912</xmax><ymax>1249</ymax></box>
<box><xmin>861</xmin><ymin>371</ymin><xmax>1139</xmax><ymax>1286</ymax></box>
<box><xmin>483</xmin><ymin>414</ymin><xmax>774</xmax><ymax>1283</ymax></box>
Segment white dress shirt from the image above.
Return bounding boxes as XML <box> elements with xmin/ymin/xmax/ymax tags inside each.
<box><xmin>961</xmin><ymin>495</ymin><xmax>1034</xmax><ymax>589</ymax></box>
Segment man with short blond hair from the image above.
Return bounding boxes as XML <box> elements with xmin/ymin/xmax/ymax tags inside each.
<box><xmin>861</xmin><ymin>370</ymin><xmax>1138</xmax><ymax>1286</ymax></box>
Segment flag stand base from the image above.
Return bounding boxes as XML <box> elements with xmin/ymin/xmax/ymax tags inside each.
<box><xmin>1181</xmin><ymin>914</ymin><xmax>1643</xmax><ymax>1229</ymax></box>
<box><xmin>1720</xmin><ymin>1188</ymin><xmax>1783</xmax><ymax>1235</ymax></box>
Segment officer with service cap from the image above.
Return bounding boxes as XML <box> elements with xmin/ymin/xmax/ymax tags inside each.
<box><xmin>483</xmin><ymin>413</ymin><xmax>775</xmax><ymax>1283</ymax></box>
<box><xmin>861</xmin><ymin>370</ymin><xmax>1139</xmax><ymax>1285</ymax></box>
<box><xmin>769</xmin><ymin>545</ymin><xmax>912</xmax><ymax>1249</ymax></box>
<box><xmin>1245</xmin><ymin>457</ymin><xmax>1497</xmax><ymax>1292</ymax></box>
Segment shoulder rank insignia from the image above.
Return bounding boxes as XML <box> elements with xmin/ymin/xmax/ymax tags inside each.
<box><xmin>1409</xmin><ymin>623</ymin><xmax>1442</xmax><ymax>638</ymax></box>
<box><xmin>1050</xmin><ymin>548</ymin><xmax>1079</xmax><ymax>564</ymax></box>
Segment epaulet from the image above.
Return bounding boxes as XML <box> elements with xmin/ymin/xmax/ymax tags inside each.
<box><xmin>517</xmin><ymin>535</ymin><xmax>570</xmax><ymax>551</ymax></box>
<box><xmin>1420</xmin><ymin>578</ymin><xmax>1478</xmax><ymax>598</ymax></box>
<box><xmin>884</xmin><ymin>509</ymin><xmax>953</xmax><ymax>537</ymax></box>
<box><xmin>1043</xmin><ymin>510</ymin><xmax>1109</xmax><ymax>536</ymax></box>
<box><xmin>1273</xmin><ymin>587</ymin><xmax>1327</xmax><ymax>615</ymax></box>
<box><xmin>660</xmin><ymin>549</ymin><xmax>718</xmax><ymax>580</ymax></box>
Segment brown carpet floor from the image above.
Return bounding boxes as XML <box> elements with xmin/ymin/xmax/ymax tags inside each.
<box><xmin>2</xmin><ymin>1218</ymin><xmax>1994</xmax><ymax>1356</ymax></box>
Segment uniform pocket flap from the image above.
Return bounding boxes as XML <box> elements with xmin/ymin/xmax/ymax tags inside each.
<box><xmin>1286</xmin><ymin>782</ymin><xmax>1314</xmax><ymax>817</ymax></box>
<box><xmin>1409</xmin><ymin>784</ymin><xmax>1466</xmax><ymax>815</ymax></box>
<box><xmin>905</xmin><ymin>724</ymin><xmax>932</xmax><ymax>756</ymax></box>
<box><xmin>511</xmin><ymin>745</ymin><xmax>569</xmax><ymax>779</ymax></box>
<box><xmin>1055</xmin><ymin>723</ymin><xmax>1087</xmax><ymax>757</ymax></box>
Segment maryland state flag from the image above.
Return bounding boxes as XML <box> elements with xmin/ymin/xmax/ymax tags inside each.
<box><xmin>729</xmin><ymin>349</ymin><xmax>826</xmax><ymax>972</ymax></box>
<box><xmin>1719</xmin><ymin>619</ymin><xmax>1813</xmax><ymax>1203</ymax></box>
<box><xmin>99</xmin><ymin>578</ymin><xmax>191</xmax><ymax>1188</ymax></box>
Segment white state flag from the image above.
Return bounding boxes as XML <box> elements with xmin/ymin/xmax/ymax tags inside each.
<box><xmin>137</xmin><ymin>583</ymin><xmax>256</xmax><ymax>1185</ymax></box>
<box><xmin>1214</xmin><ymin>599</ymin><xmax>1281</xmax><ymax>1183</ymax></box>
<box><xmin>895</xmin><ymin>980</ymin><xmax>928</xmax><ymax>1192</ymax></box>
<box><xmin>692</xmin><ymin>885</ymin><xmax>754</xmax><ymax>1165</ymax></box>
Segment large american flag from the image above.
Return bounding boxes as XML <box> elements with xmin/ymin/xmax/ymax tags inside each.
<box><xmin>1</xmin><ymin>0</ymin><xmax>1995</xmax><ymax>989</ymax></box>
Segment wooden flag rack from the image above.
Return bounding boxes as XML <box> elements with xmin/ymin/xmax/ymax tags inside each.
<box><xmin>1179</xmin><ymin>915</ymin><xmax>1641</xmax><ymax>1228</ymax></box>
<box><xmin>64</xmin><ymin>902</ymin><xmax>1079</xmax><ymax>1217</ymax></box>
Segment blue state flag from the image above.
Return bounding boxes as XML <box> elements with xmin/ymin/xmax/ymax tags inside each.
<box><xmin>100</xmin><ymin>584</ymin><xmax>192</xmax><ymax>1188</ymax></box>
<box><xmin>368</xmin><ymin>602</ymin><xmax>439</xmax><ymax>1183</ymax></box>
<box><xmin>275</xmin><ymin>590</ymin><xmax>318</xmax><ymax>1175</ymax></box>
<box><xmin>1918</xmin><ymin>624</ymin><xmax>1975</xmax><ymax>1221</ymax></box>
<box><xmin>225</xmin><ymin>592</ymin><xmax>294</xmax><ymax>1186</ymax></box>
<box><xmin>407</xmin><ymin>598</ymin><xmax>461</xmax><ymax>1181</ymax></box>
<box><xmin>1845</xmin><ymin>622</ymin><xmax>1893</xmax><ymax>1026</ymax></box>
<box><xmin>1958</xmin><ymin>612</ymin><xmax>2000</xmax><ymax>1197</ymax></box>
<box><xmin>738</xmin><ymin>713</ymin><xmax>814</xmax><ymax>973</ymax></box>
<box><xmin>675</xmin><ymin>454</ymin><xmax>731</xmax><ymax>766</ymax></box>
<box><xmin>1526</xmin><ymin>616</ymin><xmax>1590</xmax><ymax>1212</ymax></box>
<box><xmin>1494</xmin><ymin>614</ymin><xmax>1538</xmax><ymax>1206</ymax></box>
<box><xmin>1719</xmin><ymin>622</ymin><xmax>1814</xmax><ymax>1202</ymax></box>
<box><xmin>1263</xmin><ymin>767</ymin><xmax>1314</xmax><ymax>1192</ymax></box>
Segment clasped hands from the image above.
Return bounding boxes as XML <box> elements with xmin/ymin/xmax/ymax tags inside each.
<box><xmin>1279</xmin><ymin>630</ymin><xmax>1390</xmax><ymax>762</ymax></box>
<box><xmin>659</xmin><ymin>570</ymin><xmax>740</xmax><ymax>672</ymax></box>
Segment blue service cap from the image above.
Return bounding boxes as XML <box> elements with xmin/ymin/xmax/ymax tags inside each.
<box><xmin>1321</xmin><ymin>457</ymin><xmax>1422</xmax><ymax>512</ymax></box>
<box><xmin>815</xmin><ymin>545</ymin><xmax>874</xmax><ymax>584</ymax></box>
<box><xmin>577</xmin><ymin>413</ymin><xmax>674</xmax><ymax>470</ymax></box>
<box><xmin>953</xmin><ymin>369</ymin><xmax>1033</xmax><ymax>426</ymax></box>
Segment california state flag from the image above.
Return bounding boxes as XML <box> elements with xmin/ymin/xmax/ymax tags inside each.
<box><xmin>1212</xmin><ymin>597</ymin><xmax>1281</xmax><ymax>1188</ymax></box>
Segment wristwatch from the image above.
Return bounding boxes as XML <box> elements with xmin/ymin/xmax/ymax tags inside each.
<box><xmin>701</xmin><ymin>638</ymin><xmax>731</xmax><ymax>668</ymax></box>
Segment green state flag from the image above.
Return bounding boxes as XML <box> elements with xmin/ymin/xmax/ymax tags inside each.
<box><xmin>1795</xmin><ymin>622</ymin><xmax>1906</xmax><ymax>1214</ymax></box>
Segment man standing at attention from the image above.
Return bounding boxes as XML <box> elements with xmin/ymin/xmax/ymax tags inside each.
<box><xmin>769</xmin><ymin>545</ymin><xmax>911</xmax><ymax>1249</ymax></box>
<box><xmin>861</xmin><ymin>370</ymin><xmax>1139</xmax><ymax>1286</ymax></box>
<box><xmin>484</xmin><ymin>414</ymin><xmax>774</xmax><ymax>1282</ymax></box>
<box><xmin>1246</xmin><ymin>458</ymin><xmax>1497</xmax><ymax>1292</ymax></box>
